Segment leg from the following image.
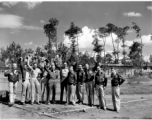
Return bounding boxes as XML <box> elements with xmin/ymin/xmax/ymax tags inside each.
<box><xmin>115</xmin><ymin>87</ymin><xmax>120</xmax><ymax>111</ymax></box>
<box><xmin>112</xmin><ymin>87</ymin><xmax>116</xmax><ymax>110</ymax></box>
<box><xmin>47</xmin><ymin>81</ymin><xmax>52</xmax><ymax>103</ymax></box>
<box><xmin>60</xmin><ymin>82</ymin><xmax>64</xmax><ymax>103</ymax></box>
<box><xmin>66</xmin><ymin>84</ymin><xmax>70</xmax><ymax>104</ymax></box>
<box><xmin>35</xmin><ymin>79</ymin><xmax>40</xmax><ymax>103</ymax></box>
<box><xmin>96</xmin><ymin>85</ymin><xmax>101</xmax><ymax>107</ymax></box>
<box><xmin>26</xmin><ymin>80</ymin><xmax>31</xmax><ymax>102</ymax></box>
<box><xmin>31</xmin><ymin>79</ymin><xmax>35</xmax><ymax>103</ymax></box>
<box><xmin>21</xmin><ymin>81</ymin><xmax>27</xmax><ymax>103</ymax></box>
<box><xmin>71</xmin><ymin>84</ymin><xmax>76</xmax><ymax>105</ymax></box>
<box><xmin>100</xmin><ymin>85</ymin><xmax>106</xmax><ymax>109</ymax></box>
<box><xmin>52</xmin><ymin>81</ymin><xmax>56</xmax><ymax>102</ymax></box>
<box><xmin>90</xmin><ymin>81</ymin><xmax>94</xmax><ymax>106</ymax></box>
<box><xmin>8</xmin><ymin>82</ymin><xmax>14</xmax><ymax>104</ymax></box>
<box><xmin>41</xmin><ymin>82</ymin><xmax>46</xmax><ymax>102</ymax></box>
<box><xmin>85</xmin><ymin>82</ymin><xmax>90</xmax><ymax>105</ymax></box>
<box><xmin>13</xmin><ymin>82</ymin><xmax>18</xmax><ymax>103</ymax></box>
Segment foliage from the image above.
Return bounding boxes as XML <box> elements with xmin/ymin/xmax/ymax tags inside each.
<box><xmin>0</xmin><ymin>42</ymin><xmax>23</xmax><ymax>64</ymax></box>
<box><xmin>56</xmin><ymin>42</ymin><xmax>70</xmax><ymax>63</ymax></box>
<box><xmin>65</xmin><ymin>22</ymin><xmax>82</xmax><ymax>56</ymax></box>
<box><xmin>44</xmin><ymin>18</ymin><xmax>59</xmax><ymax>58</ymax></box>
<box><xmin>105</xmin><ymin>53</ymin><xmax>113</xmax><ymax>64</ymax></box>
<box><xmin>128</xmin><ymin>41</ymin><xmax>144</xmax><ymax>66</ymax></box>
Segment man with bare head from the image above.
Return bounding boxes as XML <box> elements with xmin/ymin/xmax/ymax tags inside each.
<box><xmin>19</xmin><ymin>54</ymin><xmax>32</xmax><ymax>105</ymax></box>
<box><xmin>84</xmin><ymin>63</ymin><xmax>95</xmax><ymax>107</ymax></box>
<box><xmin>111</xmin><ymin>67</ymin><xmax>125</xmax><ymax>113</ymax></box>
<box><xmin>76</xmin><ymin>64</ymin><xmax>85</xmax><ymax>105</ymax></box>
<box><xmin>28</xmin><ymin>62</ymin><xmax>42</xmax><ymax>105</ymax></box>
<box><xmin>4</xmin><ymin>63</ymin><xmax>20</xmax><ymax>107</ymax></box>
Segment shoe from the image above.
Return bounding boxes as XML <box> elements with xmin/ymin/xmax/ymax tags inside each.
<box><xmin>79</xmin><ymin>102</ymin><xmax>82</xmax><ymax>105</ymax></box>
<box><xmin>52</xmin><ymin>101</ymin><xmax>56</xmax><ymax>104</ymax></box>
<box><xmin>76</xmin><ymin>100</ymin><xmax>80</xmax><ymax>104</ymax></box>
<box><xmin>65</xmin><ymin>103</ymin><xmax>69</xmax><ymax>106</ymax></box>
<box><xmin>103</xmin><ymin>108</ymin><xmax>107</xmax><ymax>111</ymax></box>
<box><xmin>9</xmin><ymin>103</ymin><xmax>14</xmax><ymax>107</ymax></box>
<box><xmin>21</xmin><ymin>102</ymin><xmax>25</xmax><ymax>105</ymax></box>
<box><xmin>116</xmin><ymin>110</ymin><xmax>120</xmax><ymax>113</ymax></box>
<box><xmin>36</xmin><ymin>102</ymin><xmax>41</xmax><ymax>105</ymax></box>
<box><xmin>45</xmin><ymin>102</ymin><xmax>50</xmax><ymax>105</ymax></box>
<box><xmin>72</xmin><ymin>102</ymin><xmax>76</xmax><ymax>106</ymax></box>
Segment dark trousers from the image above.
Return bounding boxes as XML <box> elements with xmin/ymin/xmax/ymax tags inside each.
<box><xmin>46</xmin><ymin>80</ymin><xmax>57</xmax><ymax>103</ymax></box>
<box><xmin>60</xmin><ymin>80</ymin><xmax>67</xmax><ymax>102</ymax></box>
<box><xmin>85</xmin><ymin>81</ymin><xmax>94</xmax><ymax>105</ymax></box>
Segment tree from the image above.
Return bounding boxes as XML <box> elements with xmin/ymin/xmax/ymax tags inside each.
<box><xmin>65</xmin><ymin>22</ymin><xmax>82</xmax><ymax>63</ymax></box>
<box><xmin>132</xmin><ymin>22</ymin><xmax>143</xmax><ymax>72</ymax></box>
<box><xmin>149</xmin><ymin>55</ymin><xmax>152</xmax><ymax>63</ymax></box>
<box><xmin>128</xmin><ymin>41</ymin><xmax>144</xmax><ymax>67</ymax></box>
<box><xmin>98</xmin><ymin>27</ymin><xmax>108</xmax><ymax>68</ymax></box>
<box><xmin>56</xmin><ymin>42</ymin><xmax>70</xmax><ymax>63</ymax></box>
<box><xmin>44</xmin><ymin>18</ymin><xmax>59</xmax><ymax>59</ymax></box>
<box><xmin>106</xmin><ymin>23</ymin><xmax>117</xmax><ymax>60</ymax></box>
<box><xmin>105</xmin><ymin>53</ymin><xmax>113</xmax><ymax>64</ymax></box>
<box><xmin>24</xmin><ymin>48</ymin><xmax>34</xmax><ymax>54</ymax></box>
<box><xmin>1</xmin><ymin>42</ymin><xmax>23</xmax><ymax>64</ymax></box>
<box><xmin>92</xmin><ymin>30</ymin><xmax>103</xmax><ymax>63</ymax></box>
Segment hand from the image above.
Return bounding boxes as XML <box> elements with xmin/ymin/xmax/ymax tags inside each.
<box><xmin>10</xmin><ymin>73</ymin><xmax>13</xmax><ymax>76</ymax></box>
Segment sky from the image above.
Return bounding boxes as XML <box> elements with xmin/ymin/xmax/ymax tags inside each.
<box><xmin>0</xmin><ymin>1</ymin><xmax>152</xmax><ymax>61</ymax></box>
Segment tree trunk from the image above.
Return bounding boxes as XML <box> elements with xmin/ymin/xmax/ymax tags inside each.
<box><xmin>110</xmin><ymin>33</ymin><xmax>117</xmax><ymax>60</ymax></box>
<box><xmin>117</xmin><ymin>40</ymin><xmax>120</xmax><ymax>62</ymax></box>
<box><xmin>103</xmin><ymin>37</ymin><xmax>106</xmax><ymax>71</ymax></box>
<box><xmin>140</xmin><ymin>36</ymin><xmax>143</xmax><ymax>75</ymax></box>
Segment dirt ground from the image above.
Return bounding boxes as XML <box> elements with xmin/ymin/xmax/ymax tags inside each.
<box><xmin>0</xmin><ymin>73</ymin><xmax>152</xmax><ymax>119</ymax></box>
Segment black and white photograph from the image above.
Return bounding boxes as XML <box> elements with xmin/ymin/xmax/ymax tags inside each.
<box><xmin>0</xmin><ymin>0</ymin><xmax>152</xmax><ymax>119</ymax></box>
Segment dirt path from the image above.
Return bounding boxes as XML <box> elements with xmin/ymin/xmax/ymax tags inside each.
<box><xmin>1</xmin><ymin>94</ymin><xmax>152</xmax><ymax>119</ymax></box>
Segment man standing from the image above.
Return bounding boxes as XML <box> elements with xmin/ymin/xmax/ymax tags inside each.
<box><xmin>111</xmin><ymin>68</ymin><xmax>125</xmax><ymax>113</ymax></box>
<box><xmin>28</xmin><ymin>62</ymin><xmax>41</xmax><ymax>105</ymax></box>
<box><xmin>19</xmin><ymin>56</ymin><xmax>31</xmax><ymax>105</ymax></box>
<box><xmin>84</xmin><ymin>64</ymin><xmax>94</xmax><ymax>107</ymax></box>
<box><xmin>60</xmin><ymin>62</ymin><xmax>69</xmax><ymax>104</ymax></box>
<box><xmin>45</xmin><ymin>63</ymin><xmax>59</xmax><ymax>104</ymax></box>
<box><xmin>4</xmin><ymin>63</ymin><xmax>20</xmax><ymax>107</ymax></box>
<box><xmin>66</xmin><ymin>66</ymin><xmax>77</xmax><ymax>106</ymax></box>
<box><xmin>76</xmin><ymin>64</ymin><xmax>85</xmax><ymax>105</ymax></box>
<box><xmin>95</xmin><ymin>66</ymin><xmax>107</xmax><ymax>110</ymax></box>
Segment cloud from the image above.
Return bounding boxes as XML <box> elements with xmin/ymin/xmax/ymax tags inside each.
<box><xmin>63</xmin><ymin>26</ymin><xmax>152</xmax><ymax>59</ymax></box>
<box><xmin>0</xmin><ymin>7</ymin><xmax>4</xmax><ymax>12</ymax></box>
<box><xmin>2</xmin><ymin>2</ymin><xmax>41</xmax><ymax>10</ymax></box>
<box><xmin>147</xmin><ymin>6</ymin><xmax>152</xmax><ymax>11</ymax></box>
<box><xmin>40</xmin><ymin>20</ymin><xmax>45</xmax><ymax>24</ymax></box>
<box><xmin>2</xmin><ymin>2</ymin><xmax>18</xmax><ymax>8</ymax></box>
<box><xmin>63</xmin><ymin>26</ymin><xmax>118</xmax><ymax>55</ymax></box>
<box><xmin>144</xmin><ymin>55</ymin><xmax>150</xmax><ymax>62</ymax></box>
<box><xmin>24</xmin><ymin>41</ymin><xmax>33</xmax><ymax>46</ymax></box>
<box><xmin>123</xmin><ymin>12</ymin><xmax>142</xmax><ymax>17</ymax></box>
<box><xmin>0</xmin><ymin>14</ymin><xmax>42</xmax><ymax>30</ymax></box>
<box><xmin>24</xmin><ymin>2</ymin><xmax>42</xmax><ymax>10</ymax></box>
<box><xmin>10</xmin><ymin>29</ymin><xmax>20</xmax><ymax>35</ymax></box>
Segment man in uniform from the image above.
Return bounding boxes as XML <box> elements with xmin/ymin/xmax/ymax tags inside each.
<box><xmin>4</xmin><ymin>63</ymin><xmax>20</xmax><ymax>107</ymax></box>
<box><xmin>111</xmin><ymin>68</ymin><xmax>125</xmax><ymax>113</ymax></box>
<box><xmin>95</xmin><ymin>66</ymin><xmax>107</xmax><ymax>110</ymax></box>
<box><xmin>76</xmin><ymin>64</ymin><xmax>85</xmax><ymax>105</ymax></box>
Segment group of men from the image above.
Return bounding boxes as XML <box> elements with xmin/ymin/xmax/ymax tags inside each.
<box><xmin>4</xmin><ymin>54</ymin><xmax>125</xmax><ymax>113</ymax></box>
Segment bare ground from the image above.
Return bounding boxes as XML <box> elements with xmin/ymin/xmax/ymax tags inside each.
<box><xmin>0</xmin><ymin>73</ymin><xmax>152</xmax><ymax>119</ymax></box>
